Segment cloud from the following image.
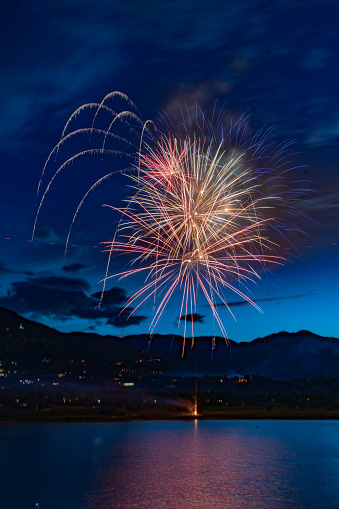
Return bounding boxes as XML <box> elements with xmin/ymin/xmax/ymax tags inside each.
<box><xmin>92</xmin><ymin>286</ymin><xmax>127</xmax><ymax>305</ymax></box>
<box><xmin>1</xmin><ymin>0</ymin><xmax>127</xmax><ymax>151</ymax></box>
<box><xmin>3</xmin><ymin>0</ymin><xmax>339</xmax><ymax>159</ymax></box>
<box><xmin>306</xmin><ymin>117</ymin><xmax>339</xmax><ymax>146</ymax></box>
<box><xmin>0</xmin><ymin>277</ymin><xmax>92</xmax><ymax>317</ymax></box>
<box><xmin>107</xmin><ymin>307</ymin><xmax>147</xmax><ymax>328</ymax></box>
<box><xmin>85</xmin><ymin>325</ymin><xmax>97</xmax><ymax>331</ymax></box>
<box><xmin>211</xmin><ymin>293</ymin><xmax>320</xmax><ymax>309</ymax></box>
<box><xmin>0</xmin><ymin>261</ymin><xmax>16</xmax><ymax>274</ymax></box>
<box><xmin>34</xmin><ymin>228</ymin><xmax>52</xmax><ymax>239</ymax></box>
<box><xmin>300</xmin><ymin>48</ymin><xmax>332</xmax><ymax>70</ymax></box>
<box><xmin>62</xmin><ymin>263</ymin><xmax>88</xmax><ymax>273</ymax></box>
<box><xmin>32</xmin><ymin>228</ymin><xmax>64</xmax><ymax>244</ymax></box>
<box><xmin>307</xmin><ymin>192</ymin><xmax>339</xmax><ymax>211</ymax></box>
<box><xmin>179</xmin><ymin>313</ymin><xmax>205</xmax><ymax>323</ymax></box>
<box><xmin>28</xmin><ymin>275</ymin><xmax>90</xmax><ymax>292</ymax></box>
<box><xmin>0</xmin><ymin>275</ymin><xmax>145</xmax><ymax>328</ymax></box>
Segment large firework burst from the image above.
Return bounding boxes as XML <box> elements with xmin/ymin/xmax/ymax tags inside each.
<box><xmin>35</xmin><ymin>93</ymin><xmax>306</xmax><ymax>353</ymax></box>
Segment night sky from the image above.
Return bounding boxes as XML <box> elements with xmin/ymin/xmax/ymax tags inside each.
<box><xmin>1</xmin><ymin>0</ymin><xmax>338</xmax><ymax>342</ymax></box>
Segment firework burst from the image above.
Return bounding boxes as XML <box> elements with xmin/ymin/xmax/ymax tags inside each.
<box><xmin>104</xmin><ymin>128</ymin><xmax>293</xmax><ymax>353</ymax></box>
<box><xmin>35</xmin><ymin>94</ymin><xmax>307</xmax><ymax>354</ymax></box>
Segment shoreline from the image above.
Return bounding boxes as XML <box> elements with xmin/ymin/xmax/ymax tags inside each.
<box><xmin>2</xmin><ymin>407</ymin><xmax>339</xmax><ymax>423</ymax></box>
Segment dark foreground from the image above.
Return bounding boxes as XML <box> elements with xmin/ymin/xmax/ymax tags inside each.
<box><xmin>2</xmin><ymin>406</ymin><xmax>339</xmax><ymax>423</ymax></box>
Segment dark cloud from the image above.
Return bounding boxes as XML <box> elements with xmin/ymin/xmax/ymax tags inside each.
<box><xmin>179</xmin><ymin>313</ymin><xmax>205</xmax><ymax>323</ymax></box>
<box><xmin>3</xmin><ymin>0</ymin><xmax>338</xmax><ymax>154</ymax></box>
<box><xmin>1</xmin><ymin>0</ymin><xmax>126</xmax><ymax>150</ymax></box>
<box><xmin>212</xmin><ymin>294</ymin><xmax>320</xmax><ymax>309</ymax></box>
<box><xmin>0</xmin><ymin>279</ymin><xmax>94</xmax><ymax>318</ymax></box>
<box><xmin>0</xmin><ymin>275</ymin><xmax>144</xmax><ymax>328</ymax></box>
<box><xmin>107</xmin><ymin>307</ymin><xmax>147</xmax><ymax>328</ymax></box>
<box><xmin>34</xmin><ymin>228</ymin><xmax>51</xmax><ymax>239</ymax></box>
<box><xmin>0</xmin><ymin>261</ymin><xmax>15</xmax><ymax>274</ymax></box>
<box><xmin>27</xmin><ymin>276</ymin><xmax>90</xmax><ymax>292</ymax></box>
<box><xmin>33</xmin><ymin>228</ymin><xmax>63</xmax><ymax>243</ymax></box>
<box><xmin>92</xmin><ymin>286</ymin><xmax>127</xmax><ymax>305</ymax></box>
<box><xmin>62</xmin><ymin>263</ymin><xmax>88</xmax><ymax>273</ymax></box>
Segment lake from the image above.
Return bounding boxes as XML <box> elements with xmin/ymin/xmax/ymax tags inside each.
<box><xmin>1</xmin><ymin>420</ymin><xmax>339</xmax><ymax>508</ymax></box>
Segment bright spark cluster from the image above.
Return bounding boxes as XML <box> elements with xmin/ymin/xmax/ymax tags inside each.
<box><xmin>35</xmin><ymin>92</ymin><xmax>306</xmax><ymax>354</ymax></box>
<box><xmin>104</xmin><ymin>131</ymin><xmax>286</xmax><ymax>353</ymax></box>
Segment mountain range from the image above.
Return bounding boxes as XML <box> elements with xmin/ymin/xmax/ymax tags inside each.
<box><xmin>1</xmin><ymin>306</ymin><xmax>338</xmax><ymax>380</ymax></box>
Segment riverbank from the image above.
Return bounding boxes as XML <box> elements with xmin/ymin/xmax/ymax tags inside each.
<box><xmin>1</xmin><ymin>406</ymin><xmax>339</xmax><ymax>423</ymax></box>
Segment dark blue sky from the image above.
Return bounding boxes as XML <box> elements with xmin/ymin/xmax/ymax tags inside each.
<box><xmin>1</xmin><ymin>0</ymin><xmax>338</xmax><ymax>341</ymax></box>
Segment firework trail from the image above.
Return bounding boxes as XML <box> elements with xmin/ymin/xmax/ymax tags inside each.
<box><xmin>32</xmin><ymin>91</ymin><xmax>144</xmax><ymax>246</ymax></box>
<box><xmin>34</xmin><ymin>94</ymin><xmax>308</xmax><ymax>354</ymax></box>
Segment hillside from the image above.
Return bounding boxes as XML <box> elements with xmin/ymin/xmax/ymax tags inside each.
<box><xmin>0</xmin><ymin>306</ymin><xmax>338</xmax><ymax>379</ymax></box>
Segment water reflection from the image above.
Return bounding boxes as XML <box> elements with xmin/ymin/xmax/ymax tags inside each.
<box><xmin>84</xmin><ymin>421</ymin><xmax>305</xmax><ymax>509</ymax></box>
<box><xmin>2</xmin><ymin>421</ymin><xmax>339</xmax><ymax>509</ymax></box>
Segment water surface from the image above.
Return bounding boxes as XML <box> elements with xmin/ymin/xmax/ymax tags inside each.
<box><xmin>1</xmin><ymin>420</ymin><xmax>339</xmax><ymax>508</ymax></box>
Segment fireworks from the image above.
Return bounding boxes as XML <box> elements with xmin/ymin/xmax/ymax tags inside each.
<box><xmin>35</xmin><ymin>93</ymin><xmax>306</xmax><ymax>353</ymax></box>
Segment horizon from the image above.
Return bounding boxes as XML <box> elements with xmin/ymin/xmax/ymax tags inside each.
<box><xmin>1</xmin><ymin>304</ymin><xmax>337</xmax><ymax>344</ymax></box>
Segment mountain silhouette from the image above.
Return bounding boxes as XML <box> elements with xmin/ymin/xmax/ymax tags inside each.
<box><xmin>1</xmin><ymin>306</ymin><xmax>338</xmax><ymax>379</ymax></box>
